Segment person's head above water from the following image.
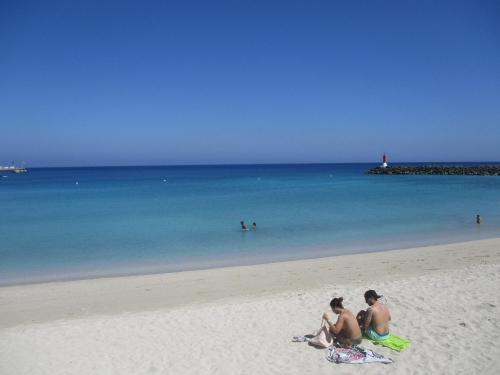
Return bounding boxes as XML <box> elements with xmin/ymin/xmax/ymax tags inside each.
<box><xmin>330</xmin><ymin>297</ymin><xmax>344</xmax><ymax>313</ymax></box>
<box><xmin>364</xmin><ymin>290</ymin><xmax>381</xmax><ymax>305</ymax></box>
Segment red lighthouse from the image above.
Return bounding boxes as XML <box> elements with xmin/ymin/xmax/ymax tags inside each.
<box><xmin>382</xmin><ymin>153</ymin><xmax>388</xmax><ymax>168</ymax></box>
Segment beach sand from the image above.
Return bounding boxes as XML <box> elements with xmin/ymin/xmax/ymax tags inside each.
<box><xmin>1</xmin><ymin>238</ymin><xmax>500</xmax><ymax>374</ymax></box>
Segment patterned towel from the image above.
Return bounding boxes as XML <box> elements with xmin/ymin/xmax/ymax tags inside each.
<box><xmin>326</xmin><ymin>346</ymin><xmax>393</xmax><ymax>364</ymax></box>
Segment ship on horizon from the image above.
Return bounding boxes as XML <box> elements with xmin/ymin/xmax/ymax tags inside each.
<box><xmin>0</xmin><ymin>162</ymin><xmax>27</xmax><ymax>173</ymax></box>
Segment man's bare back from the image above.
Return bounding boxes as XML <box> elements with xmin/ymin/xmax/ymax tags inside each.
<box><xmin>357</xmin><ymin>290</ymin><xmax>391</xmax><ymax>337</ymax></box>
<box><xmin>366</xmin><ymin>301</ymin><xmax>391</xmax><ymax>335</ymax></box>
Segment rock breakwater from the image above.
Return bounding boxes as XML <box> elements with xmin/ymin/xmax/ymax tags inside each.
<box><xmin>368</xmin><ymin>165</ymin><xmax>500</xmax><ymax>176</ymax></box>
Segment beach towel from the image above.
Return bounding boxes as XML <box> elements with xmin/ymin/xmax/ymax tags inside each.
<box><xmin>367</xmin><ymin>334</ymin><xmax>411</xmax><ymax>352</ymax></box>
<box><xmin>326</xmin><ymin>346</ymin><xmax>393</xmax><ymax>364</ymax></box>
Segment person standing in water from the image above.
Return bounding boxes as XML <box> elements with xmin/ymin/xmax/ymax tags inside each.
<box><xmin>476</xmin><ymin>214</ymin><xmax>481</xmax><ymax>224</ymax></box>
<box><xmin>252</xmin><ymin>222</ymin><xmax>257</xmax><ymax>230</ymax></box>
<box><xmin>240</xmin><ymin>221</ymin><xmax>248</xmax><ymax>231</ymax></box>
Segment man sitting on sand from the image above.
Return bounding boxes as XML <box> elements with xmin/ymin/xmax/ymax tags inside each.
<box><xmin>323</xmin><ymin>297</ymin><xmax>362</xmax><ymax>347</ymax></box>
<box><xmin>357</xmin><ymin>290</ymin><xmax>391</xmax><ymax>340</ymax></box>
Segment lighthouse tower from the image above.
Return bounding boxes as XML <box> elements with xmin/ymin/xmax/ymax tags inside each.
<box><xmin>381</xmin><ymin>153</ymin><xmax>388</xmax><ymax>168</ymax></box>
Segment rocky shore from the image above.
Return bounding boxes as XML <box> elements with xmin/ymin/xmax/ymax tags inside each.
<box><xmin>368</xmin><ymin>165</ymin><xmax>500</xmax><ymax>176</ymax></box>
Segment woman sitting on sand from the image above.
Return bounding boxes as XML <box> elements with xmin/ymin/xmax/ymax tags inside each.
<box><xmin>323</xmin><ymin>297</ymin><xmax>363</xmax><ymax>347</ymax></box>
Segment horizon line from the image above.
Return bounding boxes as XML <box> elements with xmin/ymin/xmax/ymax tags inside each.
<box><xmin>10</xmin><ymin>160</ymin><xmax>500</xmax><ymax>169</ymax></box>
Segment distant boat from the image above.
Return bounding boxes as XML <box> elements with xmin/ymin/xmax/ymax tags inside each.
<box><xmin>0</xmin><ymin>164</ymin><xmax>27</xmax><ymax>173</ymax></box>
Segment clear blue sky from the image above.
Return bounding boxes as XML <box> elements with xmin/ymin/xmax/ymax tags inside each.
<box><xmin>1</xmin><ymin>0</ymin><xmax>499</xmax><ymax>167</ymax></box>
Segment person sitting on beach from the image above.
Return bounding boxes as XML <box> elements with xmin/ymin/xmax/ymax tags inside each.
<box><xmin>240</xmin><ymin>221</ymin><xmax>248</xmax><ymax>231</ymax></box>
<box><xmin>357</xmin><ymin>290</ymin><xmax>391</xmax><ymax>341</ymax></box>
<box><xmin>252</xmin><ymin>222</ymin><xmax>257</xmax><ymax>230</ymax></box>
<box><xmin>323</xmin><ymin>297</ymin><xmax>362</xmax><ymax>347</ymax></box>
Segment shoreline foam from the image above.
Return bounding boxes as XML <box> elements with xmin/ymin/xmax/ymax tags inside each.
<box><xmin>2</xmin><ymin>232</ymin><xmax>498</xmax><ymax>287</ymax></box>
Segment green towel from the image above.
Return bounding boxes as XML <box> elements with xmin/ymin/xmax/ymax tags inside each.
<box><xmin>368</xmin><ymin>334</ymin><xmax>411</xmax><ymax>352</ymax></box>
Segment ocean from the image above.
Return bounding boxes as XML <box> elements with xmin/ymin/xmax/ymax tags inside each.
<box><xmin>1</xmin><ymin>163</ymin><xmax>499</xmax><ymax>285</ymax></box>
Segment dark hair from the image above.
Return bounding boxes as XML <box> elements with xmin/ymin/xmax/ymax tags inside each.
<box><xmin>364</xmin><ymin>290</ymin><xmax>381</xmax><ymax>300</ymax></box>
<box><xmin>330</xmin><ymin>297</ymin><xmax>344</xmax><ymax>309</ymax></box>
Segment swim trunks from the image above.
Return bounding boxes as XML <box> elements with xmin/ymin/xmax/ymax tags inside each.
<box><xmin>366</xmin><ymin>327</ymin><xmax>390</xmax><ymax>341</ymax></box>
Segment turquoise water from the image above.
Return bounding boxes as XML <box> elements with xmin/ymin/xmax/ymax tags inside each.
<box><xmin>1</xmin><ymin>163</ymin><xmax>499</xmax><ymax>285</ymax></box>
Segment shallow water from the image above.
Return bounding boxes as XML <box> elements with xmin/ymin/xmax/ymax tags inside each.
<box><xmin>1</xmin><ymin>163</ymin><xmax>499</xmax><ymax>284</ymax></box>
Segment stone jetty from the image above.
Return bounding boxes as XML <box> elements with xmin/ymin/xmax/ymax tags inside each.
<box><xmin>368</xmin><ymin>165</ymin><xmax>500</xmax><ymax>176</ymax></box>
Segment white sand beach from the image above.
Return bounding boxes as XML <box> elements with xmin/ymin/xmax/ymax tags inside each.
<box><xmin>1</xmin><ymin>238</ymin><xmax>500</xmax><ymax>374</ymax></box>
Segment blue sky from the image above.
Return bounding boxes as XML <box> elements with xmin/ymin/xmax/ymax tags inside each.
<box><xmin>1</xmin><ymin>0</ymin><xmax>499</xmax><ymax>166</ymax></box>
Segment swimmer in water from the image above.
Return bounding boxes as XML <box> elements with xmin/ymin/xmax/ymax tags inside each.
<box><xmin>252</xmin><ymin>222</ymin><xmax>257</xmax><ymax>230</ymax></box>
<box><xmin>240</xmin><ymin>221</ymin><xmax>248</xmax><ymax>231</ymax></box>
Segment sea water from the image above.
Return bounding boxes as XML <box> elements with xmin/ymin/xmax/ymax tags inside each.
<box><xmin>1</xmin><ymin>163</ymin><xmax>499</xmax><ymax>285</ymax></box>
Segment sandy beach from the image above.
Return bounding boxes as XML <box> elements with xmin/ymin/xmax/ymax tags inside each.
<box><xmin>1</xmin><ymin>238</ymin><xmax>500</xmax><ymax>374</ymax></box>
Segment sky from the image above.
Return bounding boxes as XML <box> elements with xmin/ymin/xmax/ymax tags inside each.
<box><xmin>1</xmin><ymin>0</ymin><xmax>499</xmax><ymax>167</ymax></box>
